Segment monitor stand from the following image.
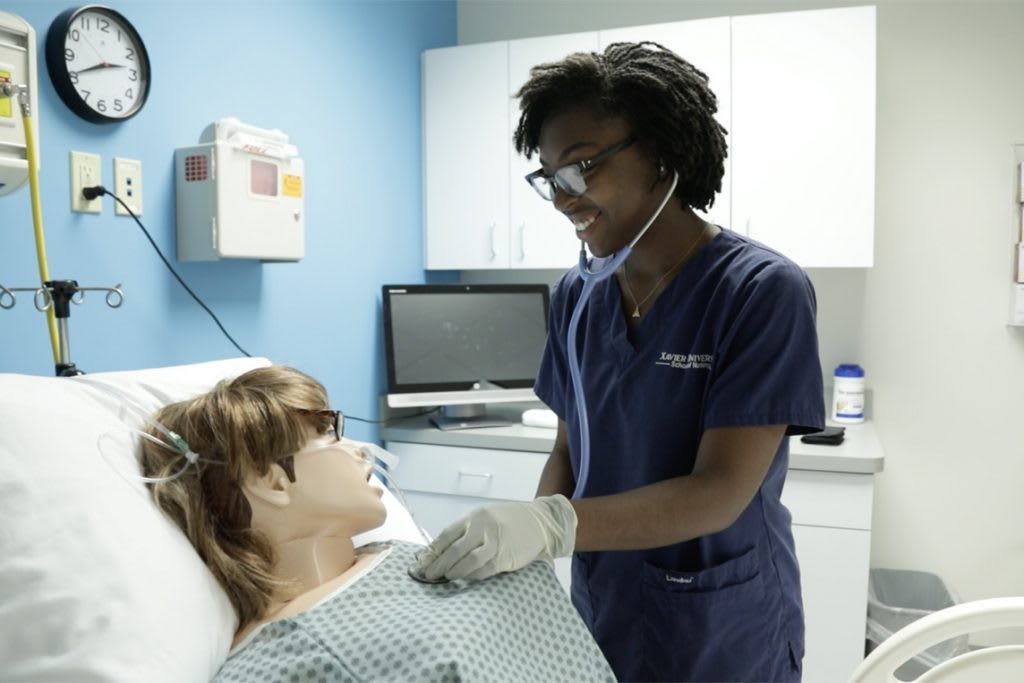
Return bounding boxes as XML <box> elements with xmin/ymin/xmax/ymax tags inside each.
<box><xmin>430</xmin><ymin>403</ymin><xmax>512</xmax><ymax>431</ymax></box>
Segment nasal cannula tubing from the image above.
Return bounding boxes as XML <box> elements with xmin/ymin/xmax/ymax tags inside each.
<box><xmin>371</xmin><ymin>459</ymin><xmax>453</xmax><ymax>585</ymax></box>
<box><xmin>355</xmin><ymin>443</ymin><xmax>446</xmax><ymax>584</ymax></box>
<box><xmin>568</xmin><ymin>171</ymin><xmax>679</xmax><ymax>499</ymax></box>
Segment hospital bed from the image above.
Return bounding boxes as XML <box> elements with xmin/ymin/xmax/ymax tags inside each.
<box><xmin>0</xmin><ymin>357</ymin><xmax>425</xmax><ymax>682</ymax></box>
<box><xmin>849</xmin><ymin>596</ymin><xmax>1024</xmax><ymax>683</ymax></box>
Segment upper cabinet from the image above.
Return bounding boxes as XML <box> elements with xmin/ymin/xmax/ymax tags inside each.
<box><xmin>422</xmin><ymin>42</ymin><xmax>509</xmax><ymax>270</ymax></box>
<box><xmin>598</xmin><ymin>18</ymin><xmax>731</xmax><ymax>232</ymax></box>
<box><xmin>731</xmin><ymin>6</ymin><xmax>876</xmax><ymax>267</ymax></box>
<box><xmin>507</xmin><ymin>32</ymin><xmax>601</xmax><ymax>270</ymax></box>
<box><xmin>423</xmin><ymin>34</ymin><xmax>599</xmax><ymax>270</ymax></box>
<box><xmin>423</xmin><ymin>6</ymin><xmax>876</xmax><ymax>270</ymax></box>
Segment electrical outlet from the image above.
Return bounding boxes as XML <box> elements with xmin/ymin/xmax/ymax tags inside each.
<box><xmin>69</xmin><ymin>150</ymin><xmax>101</xmax><ymax>213</ymax></box>
<box><xmin>113</xmin><ymin>157</ymin><xmax>143</xmax><ymax>216</ymax></box>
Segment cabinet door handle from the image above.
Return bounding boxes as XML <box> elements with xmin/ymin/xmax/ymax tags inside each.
<box><xmin>458</xmin><ymin>470</ymin><xmax>493</xmax><ymax>479</ymax></box>
<box><xmin>489</xmin><ymin>223</ymin><xmax>498</xmax><ymax>260</ymax></box>
<box><xmin>519</xmin><ymin>223</ymin><xmax>527</xmax><ymax>260</ymax></box>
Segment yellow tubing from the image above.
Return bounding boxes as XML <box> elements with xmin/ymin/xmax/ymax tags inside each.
<box><xmin>21</xmin><ymin>113</ymin><xmax>59</xmax><ymax>363</ymax></box>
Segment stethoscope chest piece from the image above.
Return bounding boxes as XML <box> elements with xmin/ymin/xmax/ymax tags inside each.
<box><xmin>407</xmin><ymin>549</ymin><xmax>450</xmax><ymax>584</ymax></box>
<box><xmin>407</xmin><ymin>562</ymin><xmax>450</xmax><ymax>584</ymax></box>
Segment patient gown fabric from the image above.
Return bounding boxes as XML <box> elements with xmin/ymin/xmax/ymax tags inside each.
<box><xmin>213</xmin><ymin>541</ymin><xmax>614</xmax><ymax>683</ymax></box>
<box><xmin>535</xmin><ymin>230</ymin><xmax>825</xmax><ymax>682</ymax></box>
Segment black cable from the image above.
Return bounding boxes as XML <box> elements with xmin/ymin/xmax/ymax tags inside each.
<box><xmin>84</xmin><ymin>185</ymin><xmax>252</xmax><ymax>357</ymax></box>
<box><xmin>88</xmin><ymin>185</ymin><xmax>411</xmax><ymax>428</ymax></box>
<box><xmin>346</xmin><ymin>407</ymin><xmax>440</xmax><ymax>426</ymax></box>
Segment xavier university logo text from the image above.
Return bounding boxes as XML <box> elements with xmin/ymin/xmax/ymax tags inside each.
<box><xmin>655</xmin><ymin>352</ymin><xmax>713</xmax><ymax>370</ymax></box>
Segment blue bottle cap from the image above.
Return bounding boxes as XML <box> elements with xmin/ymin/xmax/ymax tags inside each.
<box><xmin>835</xmin><ymin>364</ymin><xmax>864</xmax><ymax>377</ymax></box>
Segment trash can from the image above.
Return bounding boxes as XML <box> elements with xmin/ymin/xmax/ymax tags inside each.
<box><xmin>866</xmin><ymin>568</ymin><xmax>969</xmax><ymax>680</ymax></box>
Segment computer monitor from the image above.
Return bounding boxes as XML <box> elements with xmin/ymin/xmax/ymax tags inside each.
<box><xmin>382</xmin><ymin>283</ymin><xmax>550</xmax><ymax>430</ymax></box>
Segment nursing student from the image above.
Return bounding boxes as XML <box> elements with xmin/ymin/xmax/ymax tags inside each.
<box><xmin>418</xmin><ymin>42</ymin><xmax>825</xmax><ymax>682</ymax></box>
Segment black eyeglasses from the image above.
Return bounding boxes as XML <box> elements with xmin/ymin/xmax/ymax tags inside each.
<box><xmin>525</xmin><ymin>137</ymin><xmax>636</xmax><ymax>201</ymax></box>
<box><xmin>297</xmin><ymin>409</ymin><xmax>344</xmax><ymax>442</ymax></box>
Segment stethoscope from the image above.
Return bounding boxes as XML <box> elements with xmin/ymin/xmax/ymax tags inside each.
<box><xmin>568</xmin><ymin>171</ymin><xmax>679</xmax><ymax>499</ymax></box>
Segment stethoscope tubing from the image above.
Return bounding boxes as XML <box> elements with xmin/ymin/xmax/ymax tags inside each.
<box><xmin>568</xmin><ymin>172</ymin><xmax>679</xmax><ymax>500</ymax></box>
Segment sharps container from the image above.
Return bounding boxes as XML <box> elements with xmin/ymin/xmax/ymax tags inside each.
<box><xmin>832</xmin><ymin>364</ymin><xmax>865</xmax><ymax>423</ymax></box>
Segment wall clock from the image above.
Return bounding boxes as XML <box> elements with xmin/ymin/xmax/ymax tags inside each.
<box><xmin>45</xmin><ymin>5</ymin><xmax>151</xmax><ymax>123</ymax></box>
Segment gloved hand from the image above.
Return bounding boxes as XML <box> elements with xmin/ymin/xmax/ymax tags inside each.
<box><xmin>417</xmin><ymin>494</ymin><xmax>577</xmax><ymax>581</ymax></box>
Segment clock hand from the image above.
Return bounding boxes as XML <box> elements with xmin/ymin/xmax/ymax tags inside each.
<box><xmin>76</xmin><ymin>62</ymin><xmax>126</xmax><ymax>74</ymax></box>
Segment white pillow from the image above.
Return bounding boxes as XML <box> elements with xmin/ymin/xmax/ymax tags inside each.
<box><xmin>0</xmin><ymin>358</ymin><xmax>423</xmax><ymax>683</ymax></box>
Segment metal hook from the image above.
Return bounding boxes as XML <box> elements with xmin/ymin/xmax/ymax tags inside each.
<box><xmin>0</xmin><ymin>284</ymin><xmax>15</xmax><ymax>310</ymax></box>
<box><xmin>72</xmin><ymin>284</ymin><xmax>125</xmax><ymax>309</ymax></box>
<box><xmin>33</xmin><ymin>287</ymin><xmax>52</xmax><ymax>312</ymax></box>
<box><xmin>105</xmin><ymin>285</ymin><xmax>124</xmax><ymax>308</ymax></box>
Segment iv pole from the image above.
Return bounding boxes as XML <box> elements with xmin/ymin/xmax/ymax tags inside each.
<box><xmin>1</xmin><ymin>281</ymin><xmax>125</xmax><ymax>376</ymax></box>
<box><xmin>1</xmin><ymin>82</ymin><xmax>123</xmax><ymax>376</ymax></box>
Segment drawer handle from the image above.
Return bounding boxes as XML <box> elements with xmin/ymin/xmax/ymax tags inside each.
<box><xmin>458</xmin><ymin>470</ymin><xmax>493</xmax><ymax>480</ymax></box>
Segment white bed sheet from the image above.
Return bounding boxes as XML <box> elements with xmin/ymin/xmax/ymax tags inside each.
<box><xmin>0</xmin><ymin>357</ymin><xmax>423</xmax><ymax>683</ymax></box>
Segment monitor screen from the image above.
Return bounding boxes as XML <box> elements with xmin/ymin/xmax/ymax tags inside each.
<box><xmin>382</xmin><ymin>284</ymin><xmax>550</xmax><ymax>409</ymax></box>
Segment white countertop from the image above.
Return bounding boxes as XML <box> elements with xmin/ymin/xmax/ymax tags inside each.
<box><xmin>381</xmin><ymin>406</ymin><xmax>885</xmax><ymax>475</ymax></box>
<box><xmin>789</xmin><ymin>421</ymin><xmax>884</xmax><ymax>473</ymax></box>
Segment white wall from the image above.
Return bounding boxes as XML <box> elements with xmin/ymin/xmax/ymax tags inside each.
<box><xmin>457</xmin><ymin>0</ymin><xmax>1024</xmax><ymax>631</ymax></box>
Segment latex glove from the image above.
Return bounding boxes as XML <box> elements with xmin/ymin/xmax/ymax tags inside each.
<box><xmin>417</xmin><ymin>495</ymin><xmax>577</xmax><ymax>581</ymax></box>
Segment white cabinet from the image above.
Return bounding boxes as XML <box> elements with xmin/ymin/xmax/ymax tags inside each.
<box><xmin>423</xmin><ymin>7</ymin><xmax>875</xmax><ymax>270</ymax></box>
<box><xmin>423</xmin><ymin>34</ymin><xmax>597</xmax><ymax>270</ymax></box>
<box><xmin>598</xmin><ymin>18</ymin><xmax>732</xmax><ymax>231</ymax></box>
<box><xmin>423</xmin><ymin>41</ymin><xmax>509</xmax><ymax>270</ymax></box>
<box><xmin>507</xmin><ymin>32</ymin><xmax>600</xmax><ymax>270</ymax></box>
<box><xmin>731</xmin><ymin>6</ymin><xmax>876</xmax><ymax>267</ymax></box>
<box><xmin>783</xmin><ymin>469</ymin><xmax>875</xmax><ymax>683</ymax></box>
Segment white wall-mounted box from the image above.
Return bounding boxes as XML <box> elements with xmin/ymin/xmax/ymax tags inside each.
<box><xmin>0</xmin><ymin>11</ymin><xmax>40</xmax><ymax>196</ymax></box>
<box><xmin>175</xmin><ymin>118</ymin><xmax>304</xmax><ymax>262</ymax></box>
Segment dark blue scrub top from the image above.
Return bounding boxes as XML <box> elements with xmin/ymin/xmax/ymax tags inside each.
<box><xmin>534</xmin><ymin>230</ymin><xmax>825</xmax><ymax>683</ymax></box>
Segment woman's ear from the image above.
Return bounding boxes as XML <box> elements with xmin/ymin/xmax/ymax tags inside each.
<box><xmin>241</xmin><ymin>463</ymin><xmax>293</xmax><ymax>509</ymax></box>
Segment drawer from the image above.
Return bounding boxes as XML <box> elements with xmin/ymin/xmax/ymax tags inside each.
<box><xmin>782</xmin><ymin>469</ymin><xmax>874</xmax><ymax>530</ymax></box>
<box><xmin>385</xmin><ymin>441</ymin><xmax>548</xmax><ymax>501</ymax></box>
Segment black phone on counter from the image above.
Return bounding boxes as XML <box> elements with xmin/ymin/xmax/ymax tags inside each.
<box><xmin>800</xmin><ymin>426</ymin><xmax>846</xmax><ymax>446</ymax></box>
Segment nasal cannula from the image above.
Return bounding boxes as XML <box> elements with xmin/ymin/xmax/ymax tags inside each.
<box><xmin>568</xmin><ymin>172</ymin><xmax>679</xmax><ymax>499</ymax></box>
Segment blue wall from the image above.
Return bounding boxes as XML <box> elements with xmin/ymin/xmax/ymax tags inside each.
<box><xmin>0</xmin><ymin>0</ymin><xmax>456</xmax><ymax>440</ymax></box>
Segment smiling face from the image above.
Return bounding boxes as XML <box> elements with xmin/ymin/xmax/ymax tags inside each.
<box><xmin>285</xmin><ymin>433</ymin><xmax>387</xmax><ymax>538</ymax></box>
<box><xmin>537</xmin><ymin>107</ymin><xmax>670</xmax><ymax>258</ymax></box>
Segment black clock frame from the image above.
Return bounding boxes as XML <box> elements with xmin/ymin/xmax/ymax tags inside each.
<box><xmin>45</xmin><ymin>4</ymin><xmax>151</xmax><ymax>124</ymax></box>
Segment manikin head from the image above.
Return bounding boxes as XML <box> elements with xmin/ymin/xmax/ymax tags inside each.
<box><xmin>139</xmin><ymin>366</ymin><xmax>386</xmax><ymax>627</ymax></box>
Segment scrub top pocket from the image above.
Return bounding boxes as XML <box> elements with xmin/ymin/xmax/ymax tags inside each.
<box><xmin>639</xmin><ymin>546</ymin><xmax>775</xmax><ymax>682</ymax></box>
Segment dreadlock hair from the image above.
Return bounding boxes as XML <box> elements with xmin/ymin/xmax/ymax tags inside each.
<box><xmin>514</xmin><ymin>41</ymin><xmax>727</xmax><ymax>212</ymax></box>
<box><xmin>138</xmin><ymin>365</ymin><xmax>336</xmax><ymax>629</ymax></box>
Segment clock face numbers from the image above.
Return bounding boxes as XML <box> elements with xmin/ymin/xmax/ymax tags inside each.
<box><xmin>48</xmin><ymin>6</ymin><xmax>151</xmax><ymax>122</ymax></box>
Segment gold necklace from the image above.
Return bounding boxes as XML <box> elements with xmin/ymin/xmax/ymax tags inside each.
<box><xmin>621</xmin><ymin>225</ymin><xmax>706</xmax><ymax>318</ymax></box>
